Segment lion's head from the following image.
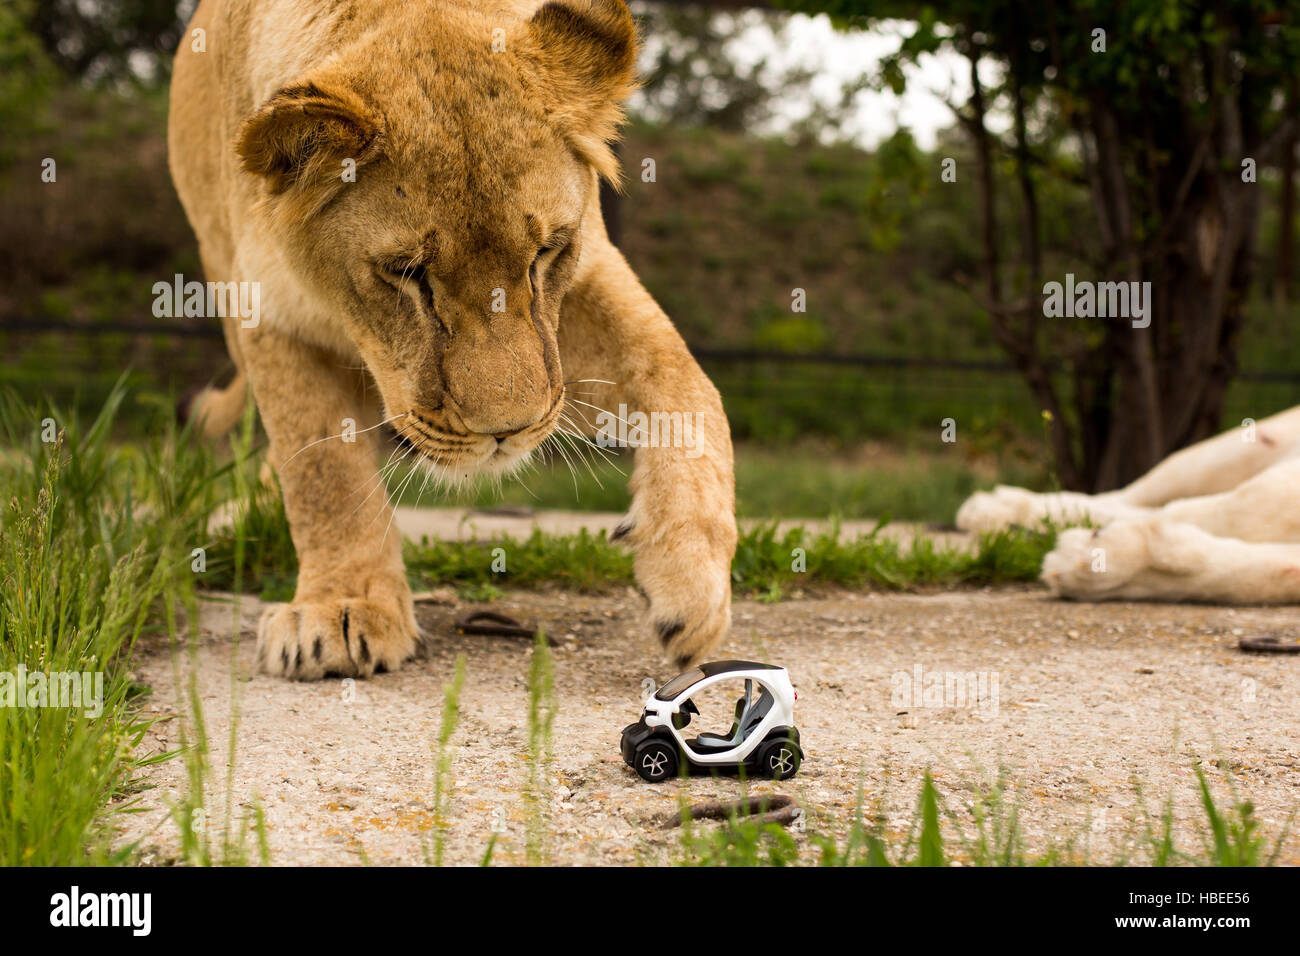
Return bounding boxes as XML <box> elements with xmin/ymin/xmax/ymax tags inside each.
<box><xmin>235</xmin><ymin>0</ymin><xmax>637</xmax><ymax>480</ymax></box>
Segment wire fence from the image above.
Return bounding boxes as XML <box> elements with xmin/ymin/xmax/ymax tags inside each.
<box><xmin>3</xmin><ymin>318</ymin><xmax>1299</xmax><ymax>443</ymax></box>
<box><xmin>6</xmin><ymin>317</ymin><xmax>1300</xmax><ymax>381</ymax></box>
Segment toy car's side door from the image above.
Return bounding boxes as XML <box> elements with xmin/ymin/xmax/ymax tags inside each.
<box><xmin>665</xmin><ymin>671</ymin><xmax>787</xmax><ymax>765</ymax></box>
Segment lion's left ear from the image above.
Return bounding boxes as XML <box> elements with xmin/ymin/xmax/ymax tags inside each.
<box><xmin>516</xmin><ymin>0</ymin><xmax>639</xmax><ymax>185</ymax></box>
<box><xmin>236</xmin><ymin>79</ymin><xmax>382</xmax><ymax>199</ymax></box>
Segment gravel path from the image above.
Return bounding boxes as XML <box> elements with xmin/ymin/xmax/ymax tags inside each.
<box><xmin>115</xmin><ymin>585</ymin><xmax>1300</xmax><ymax>865</ymax></box>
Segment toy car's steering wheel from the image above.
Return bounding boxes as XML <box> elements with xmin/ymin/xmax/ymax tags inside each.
<box><xmin>671</xmin><ymin>698</ymin><xmax>700</xmax><ymax>729</ymax></box>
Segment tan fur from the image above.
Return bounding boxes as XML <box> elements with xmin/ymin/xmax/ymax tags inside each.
<box><xmin>170</xmin><ymin>0</ymin><xmax>736</xmax><ymax>679</ymax></box>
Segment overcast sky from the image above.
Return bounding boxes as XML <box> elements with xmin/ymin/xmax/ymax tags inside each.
<box><xmin>633</xmin><ymin>10</ymin><xmax>1004</xmax><ymax>150</ymax></box>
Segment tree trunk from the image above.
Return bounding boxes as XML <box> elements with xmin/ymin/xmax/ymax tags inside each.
<box><xmin>1091</xmin><ymin>178</ymin><xmax>1259</xmax><ymax>489</ymax></box>
<box><xmin>1277</xmin><ymin>79</ymin><xmax>1297</xmax><ymax>305</ymax></box>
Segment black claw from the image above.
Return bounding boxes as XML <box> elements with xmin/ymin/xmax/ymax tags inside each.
<box><xmin>341</xmin><ymin>608</ymin><xmax>355</xmax><ymax>668</ymax></box>
<box><xmin>610</xmin><ymin>518</ymin><xmax>635</xmax><ymax>542</ymax></box>
<box><xmin>280</xmin><ymin>647</ymin><xmax>290</xmax><ymax>673</ymax></box>
<box><xmin>312</xmin><ymin>636</ymin><xmax>322</xmax><ymax>661</ymax></box>
<box><xmin>656</xmin><ymin>618</ymin><xmax>686</xmax><ymax>646</ymax></box>
<box><xmin>292</xmin><ymin>645</ymin><xmax>301</xmax><ymax>674</ymax></box>
<box><xmin>358</xmin><ymin>634</ymin><xmax>371</xmax><ymax>664</ymax></box>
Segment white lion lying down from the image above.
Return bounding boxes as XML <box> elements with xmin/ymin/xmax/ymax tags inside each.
<box><xmin>956</xmin><ymin>406</ymin><xmax>1300</xmax><ymax>603</ymax></box>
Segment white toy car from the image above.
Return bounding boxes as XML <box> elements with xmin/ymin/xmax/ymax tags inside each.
<box><xmin>620</xmin><ymin>660</ymin><xmax>803</xmax><ymax>782</ymax></box>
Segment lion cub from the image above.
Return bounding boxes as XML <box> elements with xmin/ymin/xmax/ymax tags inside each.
<box><xmin>169</xmin><ymin>0</ymin><xmax>737</xmax><ymax>678</ymax></box>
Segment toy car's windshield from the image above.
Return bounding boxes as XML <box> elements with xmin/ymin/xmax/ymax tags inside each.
<box><xmin>656</xmin><ymin>667</ymin><xmax>706</xmax><ymax>700</ymax></box>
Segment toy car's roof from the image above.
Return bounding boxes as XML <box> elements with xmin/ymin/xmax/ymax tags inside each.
<box><xmin>698</xmin><ymin>660</ymin><xmax>783</xmax><ymax>677</ymax></box>
<box><xmin>654</xmin><ymin>660</ymin><xmax>786</xmax><ymax>700</ymax></box>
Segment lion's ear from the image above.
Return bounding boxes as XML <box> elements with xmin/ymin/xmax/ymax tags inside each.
<box><xmin>236</xmin><ymin>80</ymin><xmax>381</xmax><ymax>196</ymax></box>
<box><xmin>518</xmin><ymin>0</ymin><xmax>638</xmax><ymax>185</ymax></box>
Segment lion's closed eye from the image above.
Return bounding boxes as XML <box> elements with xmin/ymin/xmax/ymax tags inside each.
<box><xmin>376</xmin><ymin>259</ymin><xmax>427</xmax><ymax>286</ymax></box>
<box><xmin>531</xmin><ymin>232</ymin><xmax>575</xmax><ymax>285</ymax></box>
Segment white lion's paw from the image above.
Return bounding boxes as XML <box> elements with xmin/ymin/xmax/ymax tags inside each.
<box><xmin>1042</xmin><ymin>519</ymin><xmax>1210</xmax><ymax>601</ymax></box>
<box><xmin>959</xmin><ymin>484</ymin><xmax>1149</xmax><ymax>534</ymax></box>
<box><xmin>956</xmin><ymin>485</ymin><xmax>1038</xmax><ymax>532</ymax></box>
<box><xmin>1042</xmin><ymin>526</ymin><xmax>1129</xmax><ymax>598</ymax></box>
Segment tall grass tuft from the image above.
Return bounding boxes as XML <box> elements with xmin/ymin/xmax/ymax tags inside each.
<box><xmin>167</xmin><ymin>398</ymin><xmax>270</xmax><ymax>866</ymax></box>
<box><xmin>1193</xmin><ymin>766</ymin><xmax>1289</xmax><ymax>867</ymax></box>
<box><xmin>672</xmin><ymin>767</ymin><xmax>1291</xmax><ymax>867</ymax></box>
<box><xmin>0</xmin><ymin>382</ymin><xmax>216</xmax><ymax>864</ymax></box>
<box><xmin>523</xmin><ymin>630</ymin><xmax>556</xmax><ymax>866</ymax></box>
<box><xmin>425</xmin><ymin>654</ymin><xmax>466</xmax><ymax>867</ymax></box>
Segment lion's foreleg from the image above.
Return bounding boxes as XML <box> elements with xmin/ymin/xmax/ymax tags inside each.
<box><xmin>558</xmin><ymin>244</ymin><xmax>737</xmax><ymax>667</ymax></box>
<box><xmin>241</xmin><ymin>325</ymin><xmax>418</xmax><ymax>679</ymax></box>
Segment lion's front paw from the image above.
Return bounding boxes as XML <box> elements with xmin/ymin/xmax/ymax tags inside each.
<box><xmin>615</xmin><ymin>507</ymin><xmax>736</xmax><ymax>669</ymax></box>
<box><xmin>256</xmin><ymin>596</ymin><xmax>417</xmax><ymax>680</ymax></box>
<box><xmin>650</xmin><ymin>577</ymin><xmax>732</xmax><ymax>670</ymax></box>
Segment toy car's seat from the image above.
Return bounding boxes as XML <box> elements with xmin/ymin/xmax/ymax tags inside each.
<box><xmin>693</xmin><ymin>681</ymin><xmax>775</xmax><ymax>750</ymax></box>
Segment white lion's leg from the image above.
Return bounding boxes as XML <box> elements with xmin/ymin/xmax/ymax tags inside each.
<box><xmin>957</xmin><ymin>405</ymin><xmax>1300</xmax><ymax>533</ymax></box>
<box><xmin>1042</xmin><ymin>518</ymin><xmax>1300</xmax><ymax>603</ymax></box>
<box><xmin>1120</xmin><ymin>406</ymin><xmax>1300</xmax><ymax>506</ymax></box>
<box><xmin>956</xmin><ymin>485</ymin><xmax>1152</xmax><ymax>533</ymax></box>
<box><xmin>1158</xmin><ymin>457</ymin><xmax>1300</xmax><ymax>542</ymax></box>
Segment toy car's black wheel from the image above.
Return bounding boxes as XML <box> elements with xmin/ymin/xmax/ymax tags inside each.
<box><xmin>757</xmin><ymin>739</ymin><xmax>801</xmax><ymax>780</ymax></box>
<box><xmin>634</xmin><ymin>740</ymin><xmax>679</xmax><ymax>782</ymax></box>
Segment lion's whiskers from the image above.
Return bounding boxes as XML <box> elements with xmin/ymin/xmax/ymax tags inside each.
<box><xmin>558</xmin><ymin>399</ymin><xmax>627</xmax><ymax>480</ymax></box>
<box><xmin>377</xmin><ymin>448</ymin><xmax>425</xmax><ymax>544</ymax></box>
<box><xmin>350</xmin><ymin>429</ymin><xmax>418</xmax><ymax>518</ymax></box>
<box><xmin>282</xmin><ymin>413</ymin><xmax>404</xmax><ymax>469</ymax></box>
<box><xmin>555</xmin><ymin>413</ymin><xmax>617</xmax><ymax>478</ymax></box>
<box><xmin>554</xmin><ymin>430</ymin><xmax>605</xmax><ymax>489</ymax></box>
<box><xmin>544</xmin><ymin>431</ymin><xmax>582</xmax><ymax>496</ymax></box>
<box><xmin>564</xmin><ymin>397</ymin><xmax>651</xmax><ymax>445</ymax></box>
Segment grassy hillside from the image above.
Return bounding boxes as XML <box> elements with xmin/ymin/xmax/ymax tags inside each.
<box><xmin>2</xmin><ymin>88</ymin><xmax>1297</xmax><ymax>466</ymax></box>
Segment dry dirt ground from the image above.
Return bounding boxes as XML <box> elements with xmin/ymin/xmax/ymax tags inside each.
<box><xmin>113</xmin><ymin>525</ymin><xmax>1300</xmax><ymax>865</ymax></box>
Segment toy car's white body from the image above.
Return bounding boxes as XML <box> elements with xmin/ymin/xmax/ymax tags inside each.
<box><xmin>620</xmin><ymin>660</ymin><xmax>803</xmax><ymax>781</ymax></box>
<box><xmin>644</xmin><ymin>663</ymin><xmax>796</xmax><ymax>764</ymax></box>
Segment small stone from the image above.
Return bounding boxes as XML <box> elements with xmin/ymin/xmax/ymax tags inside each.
<box><xmin>412</xmin><ymin>587</ymin><xmax>458</xmax><ymax>605</ymax></box>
